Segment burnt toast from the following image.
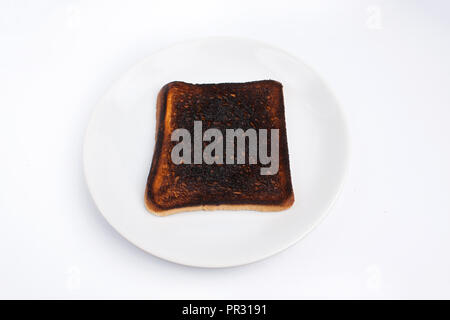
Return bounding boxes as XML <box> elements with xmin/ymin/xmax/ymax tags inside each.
<box><xmin>145</xmin><ymin>80</ymin><xmax>294</xmax><ymax>216</ymax></box>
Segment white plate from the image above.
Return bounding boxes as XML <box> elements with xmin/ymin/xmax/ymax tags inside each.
<box><xmin>83</xmin><ymin>37</ymin><xmax>350</xmax><ymax>268</ymax></box>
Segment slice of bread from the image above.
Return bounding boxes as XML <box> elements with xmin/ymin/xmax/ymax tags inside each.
<box><xmin>145</xmin><ymin>80</ymin><xmax>294</xmax><ymax>216</ymax></box>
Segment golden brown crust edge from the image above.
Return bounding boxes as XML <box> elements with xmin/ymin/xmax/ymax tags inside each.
<box><xmin>145</xmin><ymin>188</ymin><xmax>294</xmax><ymax>217</ymax></box>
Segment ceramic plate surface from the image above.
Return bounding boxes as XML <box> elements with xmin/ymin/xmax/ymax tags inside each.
<box><xmin>83</xmin><ymin>37</ymin><xmax>349</xmax><ymax>267</ymax></box>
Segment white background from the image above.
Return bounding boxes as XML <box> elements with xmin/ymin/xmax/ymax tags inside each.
<box><xmin>1</xmin><ymin>0</ymin><xmax>449</xmax><ymax>299</ymax></box>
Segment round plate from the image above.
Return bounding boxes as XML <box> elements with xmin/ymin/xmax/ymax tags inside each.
<box><xmin>83</xmin><ymin>37</ymin><xmax>349</xmax><ymax>267</ymax></box>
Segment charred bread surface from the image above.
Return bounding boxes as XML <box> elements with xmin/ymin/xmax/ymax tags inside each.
<box><xmin>145</xmin><ymin>80</ymin><xmax>294</xmax><ymax>216</ymax></box>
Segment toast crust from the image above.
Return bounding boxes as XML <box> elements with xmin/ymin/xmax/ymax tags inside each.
<box><xmin>145</xmin><ymin>80</ymin><xmax>294</xmax><ymax>216</ymax></box>
<box><xmin>145</xmin><ymin>187</ymin><xmax>294</xmax><ymax>217</ymax></box>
